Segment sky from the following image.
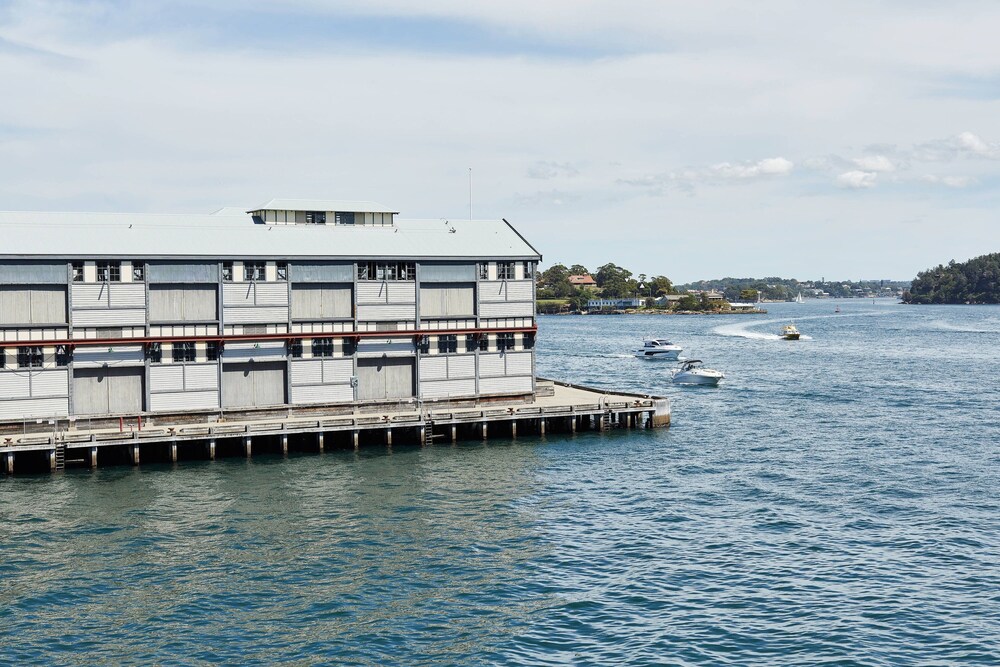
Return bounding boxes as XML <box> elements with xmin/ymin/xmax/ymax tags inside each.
<box><xmin>1</xmin><ymin>1</ymin><xmax>999</xmax><ymax>282</ymax></box>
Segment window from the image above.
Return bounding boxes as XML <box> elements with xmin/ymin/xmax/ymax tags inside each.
<box><xmin>222</xmin><ymin>262</ymin><xmax>234</xmax><ymax>282</ymax></box>
<box><xmin>523</xmin><ymin>262</ymin><xmax>533</xmax><ymax>279</ymax></box>
<box><xmin>288</xmin><ymin>339</ymin><xmax>303</xmax><ymax>359</ymax></box>
<box><xmin>342</xmin><ymin>337</ymin><xmax>356</xmax><ymax>357</ymax></box>
<box><xmin>335</xmin><ymin>211</ymin><xmax>355</xmax><ymax>225</ymax></box>
<box><xmin>358</xmin><ymin>261</ymin><xmax>415</xmax><ymax>281</ymax></box>
<box><xmin>55</xmin><ymin>345</ymin><xmax>73</xmax><ymax>366</ymax></box>
<box><xmin>523</xmin><ymin>332</ymin><xmax>535</xmax><ymax>350</ymax></box>
<box><xmin>132</xmin><ymin>261</ymin><xmax>145</xmax><ymax>282</ymax></box>
<box><xmin>0</xmin><ymin>348</ymin><xmax>5</xmax><ymax>369</ymax></box>
<box><xmin>244</xmin><ymin>261</ymin><xmax>265</xmax><ymax>282</ymax></box>
<box><xmin>146</xmin><ymin>342</ymin><xmax>162</xmax><ymax>363</ymax></box>
<box><xmin>479</xmin><ymin>263</ymin><xmax>489</xmax><ymax>280</ymax></box>
<box><xmin>72</xmin><ymin>262</ymin><xmax>84</xmax><ymax>282</ymax></box>
<box><xmin>497</xmin><ymin>262</ymin><xmax>515</xmax><ymax>280</ymax></box>
<box><xmin>438</xmin><ymin>334</ymin><xmax>458</xmax><ymax>354</ymax></box>
<box><xmin>172</xmin><ymin>341</ymin><xmax>196</xmax><ymax>363</ymax></box>
<box><xmin>417</xmin><ymin>336</ymin><xmax>430</xmax><ymax>354</ymax></box>
<box><xmin>305</xmin><ymin>211</ymin><xmax>326</xmax><ymax>224</ymax></box>
<box><xmin>478</xmin><ymin>334</ymin><xmax>489</xmax><ymax>352</ymax></box>
<box><xmin>206</xmin><ymin>341</ymin><xmax>219</xmax><ymax>362</ymax></box>
<box><xmin>497</xmin><ymin>332</ymin><xmax>515</xmax><ymax>351</ymax></box>
<box><xmin>312</xmin><ymin>338</ymin><xmax>334</xmax><ymax>358</ymax></box>
<box><xmin>17</xmin><ymin>346</ymin><xmax>43</xmax><ymax>368</ymax></box>
<box><xmin>466</xmin><ymin>333</ymin><xmax>478</xmax><ymax>352</ymax></box>
<box><xmin>276</xmin><ymin>262</ymin><xmax>288</xmax><ymax>281</ymax></box>
<box><xmin>97</xmin><ymin>261</ymin><xmax>120</xmax><ymax>282</ymax></box>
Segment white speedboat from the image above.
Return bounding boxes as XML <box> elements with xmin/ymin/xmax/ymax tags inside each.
<box><xmin>634</xmin><ymin>338</ymin><xmax>683</xmax><ymax>360</ymax></box>
<box><xmin>672</xmin><ymin>360</ymin><xmax>725</xmax><ymax>386</ymax></box>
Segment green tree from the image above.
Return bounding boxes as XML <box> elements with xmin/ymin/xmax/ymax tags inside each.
<box><xmin>676</xmin><ymin>294</ymin><xmax>700</xmax><ymax>310</ymax></box>
<box><xmin>568</xmin><ymin>264</ymin><xmax>589</xmax><ymax>276</ymax></box>
<box><xmin>650</xmin><ymin>276</ymin><xmax>674</xmax><ymax>296</ymax></box>
<box><xmin>739</xmin><ymin>288</ymin><xmax>759</xmax><ymax>302</ymax></box>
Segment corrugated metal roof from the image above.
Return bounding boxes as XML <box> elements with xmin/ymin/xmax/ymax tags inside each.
<box><xmin>249</xmin><ymin>199</ymin><xmax>399</xmax><ymax>214</ymax></box>
<box><xmin>0</xmin><ymin>210</ymin><xmax>541</xmax><ymax>260</ymax></box>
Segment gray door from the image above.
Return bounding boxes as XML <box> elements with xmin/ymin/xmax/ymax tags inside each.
<box><xmin>357</xmin><ymin>357</ymin><xmax>415</xmax><ymax>401</ymax></box>
<box><xmin>222</xmin><ymin>362</ymin><xmax>286</xmax><ymax>408</ymax></box>
<box><xmin>73</xmin><ymin>367</ymin><xmax>144</xmax><ymax>415</ymax></box>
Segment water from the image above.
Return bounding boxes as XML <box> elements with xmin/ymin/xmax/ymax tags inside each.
<box><xmin>3</xmin><ymin>300</ymin><xmax>1000</xmax><ymax>665</ymax></box>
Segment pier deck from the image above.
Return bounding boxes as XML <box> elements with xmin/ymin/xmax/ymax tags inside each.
<box><xmin>1</xmin><ymin>379</ymin><xmax>670</xmax><ymax>474</ymax></box>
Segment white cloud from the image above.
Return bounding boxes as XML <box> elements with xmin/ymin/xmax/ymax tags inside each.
<box><xmin>852</xmin><ymin>155</ymin><xmax>895</xmax><ymax>172</ymax></box>
<box><xmin>914</xmin><ymin>132</ymin><xmax>1000</xmax><ymax>161</ymax></box>
<box><xmin>836</xmin><ymin>171</ymin><xmax>878</xmax><ymax>189</ymax></box>
<box><xmin>922</xmin><ymin>174</ymin><xmax>976</xmax><ymax>188</ymax></box>
<box><xmin>710</xmin><ymin>157</ymin><xmax>794</xmax><ymax>179</ymax></box>
<box><xmin>527</xmin><ymin>161</ymin><xmax>579</xmax><ymax>179</ymax></box>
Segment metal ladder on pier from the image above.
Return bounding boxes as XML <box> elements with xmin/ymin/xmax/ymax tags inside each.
<box><xmin>54</xmin><ymin>443</ymin><xmax>66</xmax><ymax>471</ymax></box>
<box><xmin>599</xmin><ymin>413</ymin><xmax>613</xmax><ymax>432</ymax></box>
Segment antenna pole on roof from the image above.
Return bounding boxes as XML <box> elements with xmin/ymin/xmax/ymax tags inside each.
<box><xmin>468</xmin><ymin>167</ymin><xmax>473</xmax><ymax>221</ymax></box>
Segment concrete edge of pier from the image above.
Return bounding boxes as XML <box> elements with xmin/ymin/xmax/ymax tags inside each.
<box><xmin>0</xmin><ymin>378</ymin><xmax>670</xmax><ymax>474</ymax></box>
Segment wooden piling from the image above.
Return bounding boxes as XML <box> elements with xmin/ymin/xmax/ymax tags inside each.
<box><xmin>481</xmin><ymin>422</ymin><xmax>488</xmax><ymax>440</ymax></box>
<box><xmin>385</xmin><ymin>428</ymin><xmax>392</xmax><ymax>446</ymax></box>
<box><xmin>540</xmin><ymin>418</ymin><xmax>546</xmax><ymax>436</ymax></box>
<box><xmin>317</xmin><ymin>432</ymin><xmax>325</xmax><ymax>453</ymax></box>
<box><xmin>207</xmin><ymin>439</ymin><xmax>216</xmax><ymax>460</ymax></box>
<box><xmin>451</xmin><ymin>425</ymin><xmax>457</xmax><ymax>443</ymax></box>
<box><xmin>90</xmin><ymin>447</ymin><xmax>98</xmax><ymax>469</ymax></box>
<box><xmin>170</xmin><ymin>442</ymin><xmax>178</xmax><ymax>462</ymax></box>
<box><xmin>511</xmin><ymin>421</ymin><xmax>517</xmax><ymax>438</ymax></box>
<box><xmin>243</xmin><ymin>436</ymin><xmax>252</xmax><ymax>458</ymax></box>
<box><xmin>282</xmin><ymin>434</ymin><xmax>289</xmax><ymax>456</ymax></box>
<box><xmin>4</xmin><ymin>451</ymin><xmax>13</xmax><ymax>475</ymax></box>
<box><xmin>131</xmin><ymin>444</ymin><xmax>140</xmax><ymax>466</ymax></box>
<box><xmin>353</xmin><ymin>430</ymin><xmax>359</xmax><ymax>450</ymax></box>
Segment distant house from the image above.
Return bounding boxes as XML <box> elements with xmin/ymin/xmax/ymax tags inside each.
<box><xmin>568</xmin><ymin>274</ymin><xmax>597</xmax><ymax>287</ymax></box>
<box><xmin>653</xmin><ymin>295</ymin><xmax>684</xmax><ymax>307</ymax></box>
<box><xmin>587</xmin><ymin>298</ymin><xmax>643</xmax><ymax>310</ymax></box>
<box><xmin>687</xmin><ymin>289</ymin><xmax>726</xmax><ymax>301</ymax></box>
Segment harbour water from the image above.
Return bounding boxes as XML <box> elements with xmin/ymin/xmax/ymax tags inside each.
<box><xmin>2</xmin><ymin>300</ymin><xmax>999</xmax><ymax>665</ymax></box>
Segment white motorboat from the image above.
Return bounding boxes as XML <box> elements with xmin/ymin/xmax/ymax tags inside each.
<box><xmin>634</xmin><ymin>338</ymin><xmax>683</xmax><ymax>360</ymax></box>
<box><xmin>671</xmin><ymin>360</ymin><xmax>725</xmax><ymax>386</ymax></box>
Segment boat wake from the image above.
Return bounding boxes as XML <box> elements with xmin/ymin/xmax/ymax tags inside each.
<box><xmin>713</xmin><ymin>314</ymin><xmax>845</xmax><ymax>340</ymax></box>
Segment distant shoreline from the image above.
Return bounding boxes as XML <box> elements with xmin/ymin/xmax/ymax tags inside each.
<box><xmin>540</xmin><ymin>309</ymin><xmax>768</xmax><ymax>316</ymax></box>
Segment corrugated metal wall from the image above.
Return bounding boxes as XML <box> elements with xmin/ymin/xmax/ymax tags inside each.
<box><xmin>357</xmin><ymin>282</ymin><xmax>416</xmax><ymax>304</ymax></box>
<box><xmin>73</xmin><ymin>345</ymin><xmax>144</xmax><ymax>368</ymax></box>
<box><xmin>419</xmin><ymin>285</ymin><xmax>475</xmax><ymax>317</ymax></box>
<box><xmin>478</xmin><ymin>376</ymin><xmax>532</xmax><ymax>395</ymax></box>
<box><xmin>149</xmin><ymin>285</ymin><xmax>217</xmax><ymax>321</ymax></box>
<box><xmin>418</xmin><ymin>354</ymin><xmax>476</xmax><ymax>399</ymax></box>
<box><xmin>357</xmin><ymin>338</ymin><xmax>415</xmax><ymax>358</ymax></box>
<box><xmin>478</xmin><ymin>280</ymin><xmax>534</xmax><ymax>318</ymax></box>
<box><xmin>71</xmin><ymin>284</ymin><xmax>147</xmax><ymax>327</ymax></box>
<box><xmin>222</xmin><ymin>341</ymin><xmax>286</xmax><ymax>362</ymax></box>
<box><xmin>290</xmin><ymin>284</ymin><xmax>352</xmax><ymax>319</ymax></box>
<box><xmin>222</xmin><ymin>361</ymin><xmax>286</xmax><ymax>408</ymax></box>
<box><xmin>222</xmin><ymin>283</ymin><xmax>289</xmax><ymax>324</ymax></box>
<box><xmin>149</xmin><ymin>363</ymin><xmax>220</xmax><ymax>412</ymax></box>
<box><xmin>0</xmin><ymin>286</ymin><xmax>67</xmax><ymax>324</ymax></box>
<box><xmin>289</xmin><ymin>358</ymin><xmax>354</xmax><ymax>404</ymax></box>
<box><xmin>357</xmin><ymin>357</ymin><xmax>414</xmax><ymax>400</ymax></box>
<box><xmin>0</xmin><ymin>397</ymin><xmax>69</xmax><ymax>420</ymax></box>
<box><xmin>72</xmin><ymin>367</ymin><xmax>144</xmax><ymax>415</ymax></box>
